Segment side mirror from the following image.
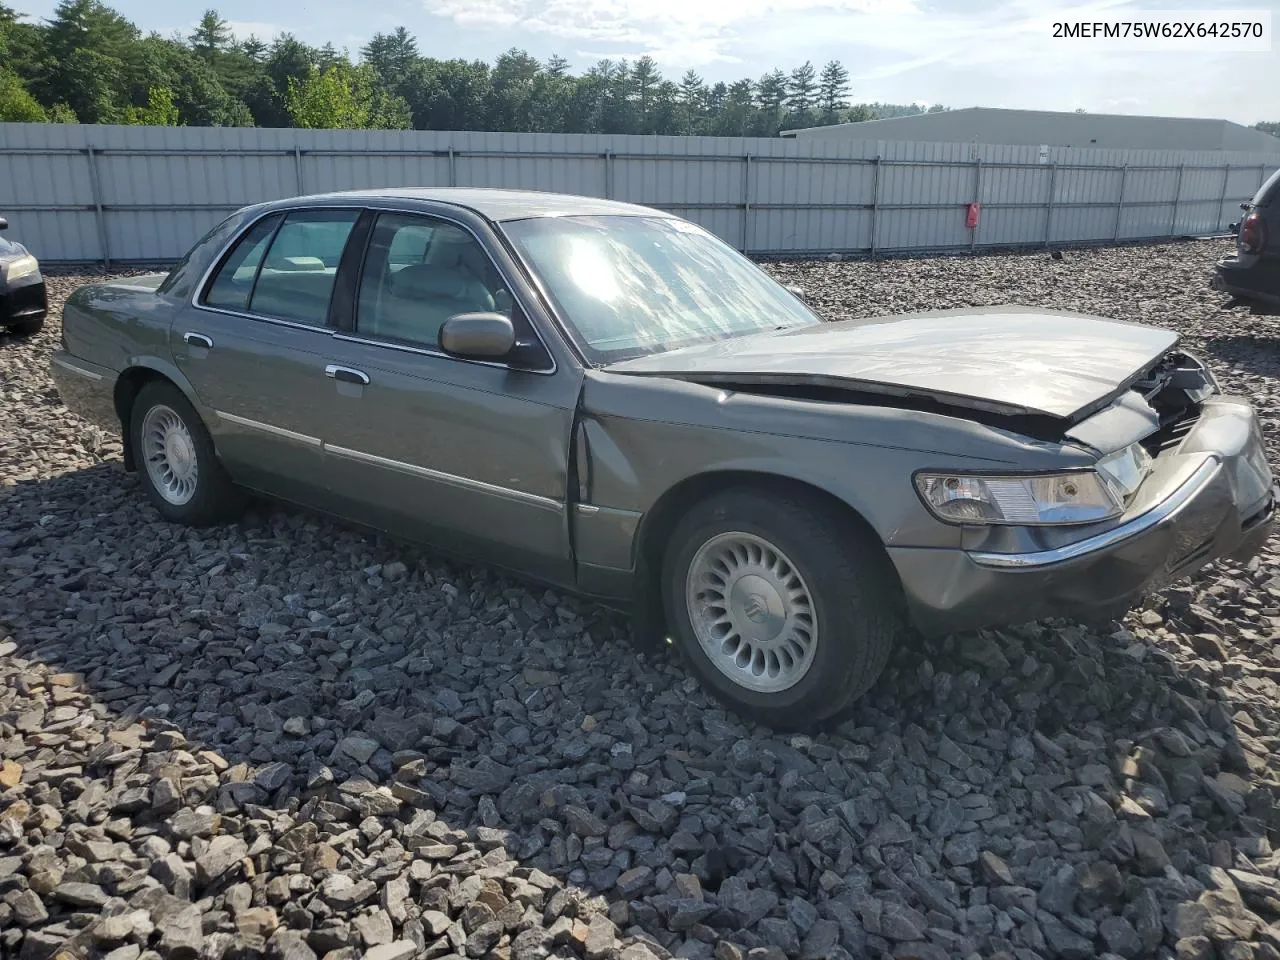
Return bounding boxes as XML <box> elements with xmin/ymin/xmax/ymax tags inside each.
<box><xmin>439</xmin><ymin>312</ymin><xmax>516</xmax><ymax>360</ymax></box>
<box><xmin>785</xmin><ymin>284</ymin><xmax>806</xmax><ymax>301</ymax></box>
<box><xmin>0</xmin><ymin>217</ymin><xmax>7</xmax><ymax>231</ymax></box>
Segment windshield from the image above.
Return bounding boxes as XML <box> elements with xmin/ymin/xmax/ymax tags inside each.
<box><xmin>502</xmin><ymin>215</ymin><xmax>821</xmax><ymax>363</ymax></box>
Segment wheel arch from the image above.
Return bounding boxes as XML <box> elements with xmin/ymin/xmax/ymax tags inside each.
<box><xmin>113</xmin><ymin>359</ymin><xmax>203</xmax><ymax>472</ymax></box>
<box><xmin>631</xmin><ymin>469</ymin><xmax>904</xmax><ymax>639</ymax></box>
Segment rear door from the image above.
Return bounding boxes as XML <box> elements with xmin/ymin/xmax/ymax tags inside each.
<box><xmin>172</xmin><ymin>207</ymin><xmax>364</xmax><ymax>502</ymax></box>
<box><xmin>314</xmin><ymin>209</ymin><xmax>581</xmax><ymax>584</ymax></box>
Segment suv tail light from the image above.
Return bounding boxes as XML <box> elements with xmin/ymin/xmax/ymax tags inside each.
<box><xmin>1241</xmin><ymin>209</ymin><xmax>1267</xmax><ymax>254</ymax></box>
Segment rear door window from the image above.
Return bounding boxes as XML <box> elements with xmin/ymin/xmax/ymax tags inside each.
<box><xmin>248</xmin><ymin>210</ymin><xmax>361</xmax><ymax>326</ymax></box>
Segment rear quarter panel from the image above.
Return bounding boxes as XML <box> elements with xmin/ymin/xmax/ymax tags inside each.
<box><xmin>62</xmin><ymin>276</ymin><xmax>174</xmax><ymax>374</ymax></box>
<box><xmin>60</xmin><ymin>278</ymin><xmax>206</xmax><ymax>429</ymax></box>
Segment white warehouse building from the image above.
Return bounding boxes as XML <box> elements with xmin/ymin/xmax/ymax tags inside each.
<box><xmin>781</xmin><ymin>107</ymin><xmax>1280</xmax><ymax>155</ymax></box>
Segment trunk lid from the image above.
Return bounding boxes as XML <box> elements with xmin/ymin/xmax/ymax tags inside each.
<box><xmin>603</xmin><ymin>305</ymin><xmax>1178</xmax><ymax>423</ymax></box>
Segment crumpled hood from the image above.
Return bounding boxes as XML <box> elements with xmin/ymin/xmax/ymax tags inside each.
<box><xmin>603</xmin><ymin>305</ymin><xmax>1179</xmax><ymax>421</ymax></box>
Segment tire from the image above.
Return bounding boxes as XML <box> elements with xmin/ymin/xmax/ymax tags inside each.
<box><xmin>129</xmin><ymin>380</ymin><xmax>243</xmax><ymax>526</ymax></box>
<box><xmin>661</xmin><ymin>487</ymin><xmax>900</xmax><ymax>731</ymax></box>
<box><xmin>4</xmin><ymin>315</ymin><xmax>44</xmax><ymax>337</ymax></box>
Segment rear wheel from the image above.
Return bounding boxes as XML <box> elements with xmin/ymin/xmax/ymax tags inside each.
<box><xmin>661</xmin><ymin>487</ymin><xmax>900</xmax><ymax>730</ymax></box>
<box><xmin>129</xmin><ymin>380</ymin><xmax>243</xmax><ymax>526</ymax></box>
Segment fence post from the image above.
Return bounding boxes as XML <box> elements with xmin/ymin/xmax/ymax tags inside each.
<box><xmin>1044</xmin><ymin>163</ymin><xmax>1057</xmax><ymax>248</ymax></box>
<box><xmin>1216</xmin><ymin>164</ymin><xmax>1231</xmax><ymax>232</ymax></box>
<box><xmin>1170</xmin><ymin>163</ymin><xmax>1184</xmax><ymax>237</ymax></box>
<box><xmin>1113</xmin><ymin>163</ymin><xmax>1128</xmax><ymax>242</ymax></box>
<box><xmin>970</xmin><ymin>158</ymin><xmax>982</xmax><ymax>251</ymax></box>
<box><xmin>603</xmin><ymin>150</ymin><xmax>614</xmax><ymax>199</ymax></box>
<box><xmin>741</xmin><ymin>154</ymin><xmax>752</xmax><ymax>252</ymax></box>
<box><xmin>293</xmin><ymin>146</ymin><xmax>304</xmax><ymax>194</ymax></box>
<box><xmin>448</xmin><ymin>146</ymin><xmax>457</xmax><ymax>187</ymax></box>
<box><xmin>869</xmin><ymin>156</ymin><xmax>881</xmax><ymax>258</ymax></box>
<box><xmin>85</xmin><ymin>146</ymin><xmax>110</xmax><ymax>268</ymax></box>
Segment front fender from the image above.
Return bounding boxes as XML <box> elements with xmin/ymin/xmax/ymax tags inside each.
<box><xmin>575</xmin><ymin>369</ymin><xmax>1089</xmax><ymax>576</ymax></box>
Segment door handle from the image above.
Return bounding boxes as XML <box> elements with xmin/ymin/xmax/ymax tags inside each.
<box><xmin>183</xmin><ymin>332</ymin><xmax>213</xmax><ymax>349</ymax></box>
<box><xmin>325</xmin><ymin>364</ymin><xmax>370</xmax><ymax>385</ymax></box>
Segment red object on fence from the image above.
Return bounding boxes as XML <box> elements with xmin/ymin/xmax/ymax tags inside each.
<box><xmin>966</xmin><ymin>202</ymin><xmax>981</xmax><ymax>228</ymax></box>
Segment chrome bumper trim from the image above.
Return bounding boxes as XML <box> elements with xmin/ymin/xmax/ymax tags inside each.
<box><xmin>51</xmin><ymin>354</ymin><xmax>104</xmax><ymax>381</ymax></box>
<box><xmin>968</xmin><ymin>455</ymin><xmax>1223</xmax><ymax>570</ymax></box>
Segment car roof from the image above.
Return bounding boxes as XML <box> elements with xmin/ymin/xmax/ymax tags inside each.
<box><xmin>261</xmin><ymin>188</ymin><xmax>673</xmax><ymax>223</ymax></box>
<box><xmin>1252</xmin><ymin>168</ymin><xmax>1280</xmax><ymax>208</ymax></box>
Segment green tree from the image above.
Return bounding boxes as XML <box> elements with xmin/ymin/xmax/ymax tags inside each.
<box><xmin>36</xmin><ymin>0</ymin><xmax>138</xmax><ymax>121</ymax></box>
<box><xmin>630</xmin><ymin>55</ymin><xmax>661</xmax><ymax>132</ymax></box>
<box><xmin>285</xmin><ymin>61</ymin><xmax>365</xmax><ymax>128</ymax></box>
<box><xmin>239</xmin><ymin>35</ymin><xmax>266</xmax><ymax>60</ymax></box>
<box><xmin>786</xmin><ymin>60</ymin><xmax>817</xmax><ymax>127</ymax></box>
<box><xmin>485</xmin><ymin>47</ymin><xmax>540</xmax><ymax>131</ymax></box>
<box><xmin>528</xmin><ymin>56</ymin><xmax>572</xmax><ymax>132</ymax></box>
<box><xmin>756</xmin><ymin>69</ymin><xmax>787</xmax><ymax>135</ymax></box>
<box><xmin>123</xmin><ymin>83</ymin><xmax>177</xmax><ymax>124</ymax></box>
<box><xmin>362</xmin><ymin>26</ymin><xmax>417</xmax><ymax>92</ymax></box>
<box><xmin>1255</xmin><ymin>121</ymin><xmax>1280</xmax><ymax>137</ymax></box>
<box><xmin>286</xmin><ymin>60</ymin><xmax>408</xmax><ymax>129</ymax></box>
<box><xmin>817</xmin><ymin>60</ymin><xmax>849</xmax><ymax>123</ymax></box>
<box><xmin>0</xmin><ymin>68</ymin><xmax>45</xmax><ymax>121</ymax></box>
<box><xmin>189</xmin><ymin>8</ymin><xmax>229</xmax><ymax>60</ymax></box>
<box><xmin>716</xmin><ymin>79</ymin><xmax>755</xmax><ymax>136</ymax></box>
<box><xmin>677</xmin><ymin>69</ymin><xmax>706</xmax><ymax>134</ymax></box>
<box><xmin>0</xmin><ymin>0</ymin><xmax>951</xmax><ymax>135</ymax></box>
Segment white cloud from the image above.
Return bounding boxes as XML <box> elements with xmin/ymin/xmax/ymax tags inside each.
<box><xmin>423</xmin><ymin>0</ymin><xmax>917</xmax><ymax>64</ymax></box>
<box><xmin>224</xmin><ymin>20</ymin><xmax>288</xmax><ymax>40</ymax></box>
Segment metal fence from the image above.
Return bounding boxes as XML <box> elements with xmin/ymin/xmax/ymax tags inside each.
<box><xmin>1</xmin><ymin>123</ymin><xmax>1276</xmax><ymax>264</ymax></box>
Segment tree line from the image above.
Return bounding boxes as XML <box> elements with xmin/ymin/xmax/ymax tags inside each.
<box><xmin>0</xmin><ymin>0</ymin><xmax>957</xmax><ymax>133</ymax></box>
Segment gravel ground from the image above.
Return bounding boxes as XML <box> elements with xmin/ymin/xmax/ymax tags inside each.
<box><xmin>3</xmin><ymin>240</ymin><xmax>1280</xmax><ymax>960</ymax></box>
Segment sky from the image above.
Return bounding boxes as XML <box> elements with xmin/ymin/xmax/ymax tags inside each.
<box><xmin>10</xmin><ymin>0</ymin><xmax>1280</xmax><ymax>124</ymax></box>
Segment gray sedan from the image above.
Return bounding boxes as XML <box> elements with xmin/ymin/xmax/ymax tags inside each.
<box><xmin>49</xmin><ymin>188</ymin><xmax>1276</xmax><ymax>729</ymax></box>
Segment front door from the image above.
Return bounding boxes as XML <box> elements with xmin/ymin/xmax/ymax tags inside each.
<box><xmin>173</xmin><ymin>208</ymin><xmax>361</xmax><ymax>502</ymax></box>
<box><xmin>316</xmin><ymin>211</ymin><xmax>580</xmax><ymax>584</ymax></box>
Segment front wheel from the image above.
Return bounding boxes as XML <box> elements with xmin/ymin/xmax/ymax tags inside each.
<box><xmin>661</xmin><ymin>487</ymin><xmax>900</xmax><ymax>730</ymax></box>
<box><xmin>129</xmin><ymin>380</ymin><xmax>244</xmax><ymax>526</ymax></box>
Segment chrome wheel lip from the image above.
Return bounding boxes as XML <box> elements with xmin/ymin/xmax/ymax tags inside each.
<box><xmin>685</xmin><ymin>530</ymin><xmax>818</xmax><ymax>694</ymax></box>
<box><xmin>141</xmin><ymin>404</ymin><xmax>199</xmax><ymax>507</ymax></box>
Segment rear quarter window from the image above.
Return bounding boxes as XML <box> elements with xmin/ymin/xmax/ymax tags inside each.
<box><xmin>157</xmin><ymin>209</ymin><xmax>254</xmax><ymax>299</ymax></box>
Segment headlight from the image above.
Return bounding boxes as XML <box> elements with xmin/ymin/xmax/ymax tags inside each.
<box><xmin>1</xmin><ymin>254</ymin><xmax>40</xmax><ymax>284</ymax></box>
<box><xmin>917</xmin><ymin>441</ymin><xmax>1156</xmax><ymax>526</ymax></box>
<box><xmin>916</xmin><ymin>471</ymin><xmax>1123</xmax><ymax>526</ymax></box>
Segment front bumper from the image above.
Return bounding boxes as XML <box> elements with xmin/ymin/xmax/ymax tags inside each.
<box><xmin>892</xmin><ymin>397</ymin><xmax>1275</xmax><ymax>635</ymax></box>
<box><xmin>0</xmin><ymin>274</ymin><xmax>48</xmax><ymax>327</ymax></box>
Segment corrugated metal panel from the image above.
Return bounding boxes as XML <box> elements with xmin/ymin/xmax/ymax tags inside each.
<box><xmin>1</xmin><ymin>122</ymin><xmax>1276</xmax><ymax>262</ymax></box>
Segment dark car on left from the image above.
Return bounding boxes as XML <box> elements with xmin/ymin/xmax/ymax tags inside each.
<box><xmin>0</xmin><ymin>215</ymin><xmax>48</xmax><ymax>336</ymax></box>
<box><xmin>1213</xmin><ymin>166</ymin><xmax>1280</xmax><ymax>310</ymax></box>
